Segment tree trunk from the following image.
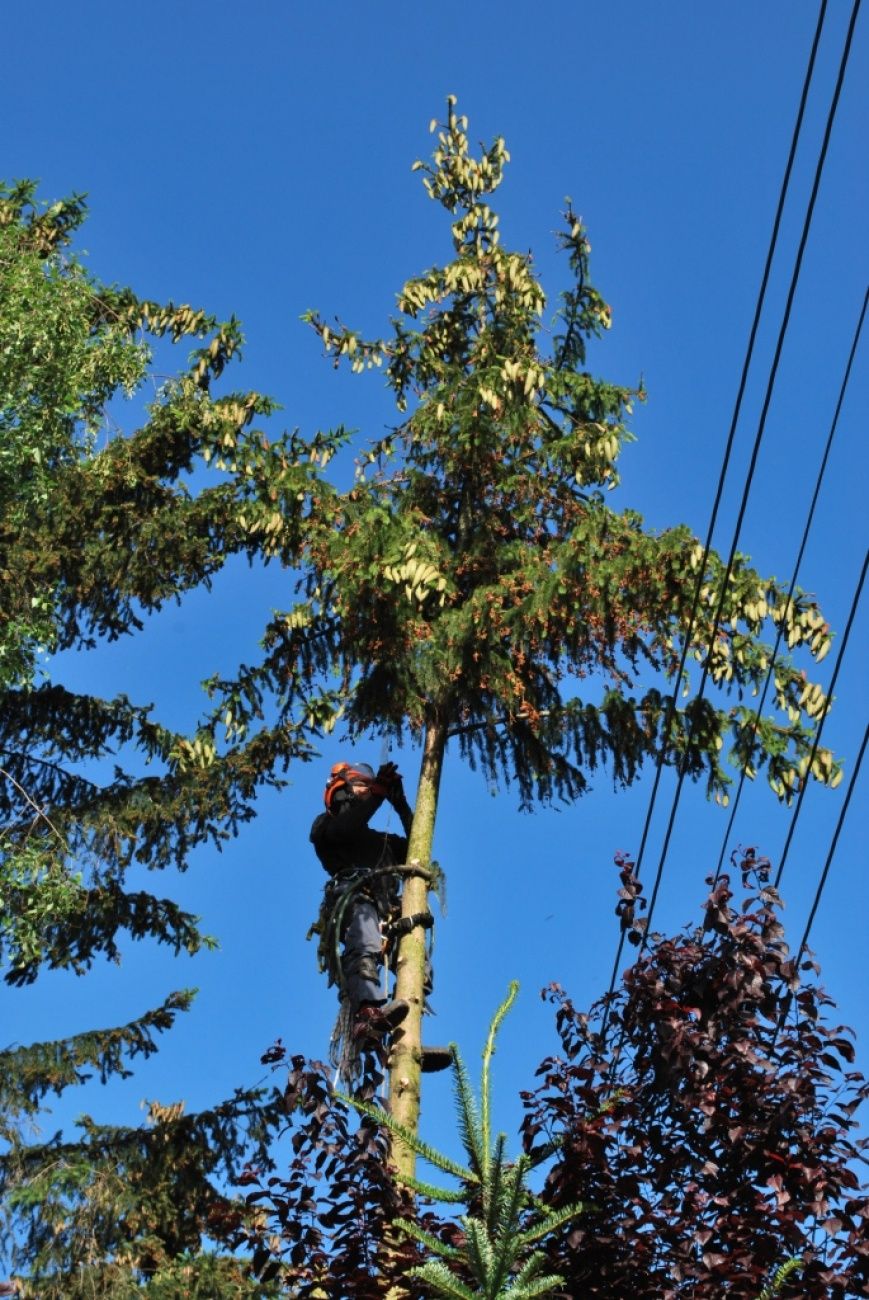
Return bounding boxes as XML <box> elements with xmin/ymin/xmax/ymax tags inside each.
<box><xmin>388</xmin><ymin>715</ymin><xmax>447</xmax><ymax>1177</ymax></box>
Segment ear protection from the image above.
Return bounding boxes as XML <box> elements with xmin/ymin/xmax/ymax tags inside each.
<box><xmin>323</xmin><ymin>761</ymin><xmax>384</xmax><ymax>811</ymax></box>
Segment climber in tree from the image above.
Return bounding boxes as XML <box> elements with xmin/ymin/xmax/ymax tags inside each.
<box><xmin>311</xmin><ymin>761</ymin><xmax>410</xmax><ymax>1029</ymax></box>
<box><xmin>310</xmin><ymin>761</ymin><xmax>450</xmax><ymax>1072</ymax></box>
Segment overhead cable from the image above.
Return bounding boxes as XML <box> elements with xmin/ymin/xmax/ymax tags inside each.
<box><xmin>598</xmin><ymin>0</ymin><xmax>833</xmax><ymax>1035</ymax></box>
<box><xmin>628</xmin><ymin>0</ymin><xmax>831</xmax><ymax>890</ymax></box>
<box><xmin>712</xmin><ymin>286</ymin><xmax>868</xmax><ymax>882</ymax></box>
<box><xmin>790</xmin><ymin>720</ymin><xmax>867</xmax><ymax>979</ymax></box>
<box><xmin>635</xmin><ymin>0</ymin><xmax>863</xmax><ymax>958</ymax></box>
<box><xmin>773</xmin><ymin>718</ymin><xmax>867</xmax><ymax>1043</ymax></box>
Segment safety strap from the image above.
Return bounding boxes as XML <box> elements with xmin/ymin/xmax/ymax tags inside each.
<box><xmin>385</xmin><ymin>910</ymin><xmax>434</xmax><ymax>939</ymax></box>
<box><xmin>315</xmin><ymin>864</ymin><xmax>439</xmax><ymax>997</ymax></box>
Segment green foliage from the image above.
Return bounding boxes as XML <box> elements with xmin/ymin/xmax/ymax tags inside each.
<box><xmin>0</xmin><ymin>991</ymin><xmax>195</xmax><ymax>1142</ymax></box>
<box><xmin>0</xmin><ymin>182</ymin><xmax>147</xmax><ymax>686</ymax></box>
<box><xmin>756</xmin><ymin>1257</ymin><xmax>803</xmax><ymax>1299</ymax></box>
<box><xmin>137</xmin><ymin>1251</ymin><xmax>281</xmax><ymax>1298</ymax></box>
<box><xmin>203</xmin><ymin>98</ymin><xmax>842</xmax><ymax>1158</ymax></box>
<box><xmin>212</xmin><ymin>97</ymin><xmax>837</xmax><ymax>814</ymax></box>
<box><xmin>0</xmin><ymin>183</ymin><xmax>341</xmax><ymax>1291</ymax></box>
<box><xmin>346</xmin><ymin>983</ymin><xmax>582</xmax><ymax>1298</ymax></box>
<box><xmin>0</xmin><ymin>181</ymin><xmax>343</xmax><ymax>987</ymax></box>
<box><xmin>1</xmin><ymin>1088</ymin><xmax>285</xmax><ymax>1298</ymax></box>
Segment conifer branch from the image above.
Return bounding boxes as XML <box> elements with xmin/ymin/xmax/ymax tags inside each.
<box><xmin>756</xmin><ymin>1257</ymin><xmax>803</xmax><ymax>1299</ymax></box>
<box><xmin>405</xmin><ymin>1260</ymin><xmax>478</xmax><ymax>1300</ymax></box>
<box><xmin>335</xmin><ymin>1092</ymin><xmax>476</xmax><ymax>1182</ymax></box>
<box><xmin>395</xmin><ymin>1174</ymin><xmax>469</xmax><ymax>1204</ymax></box>
<box><xmin>513</xmin><ymin>1199</ymin><xmax>586</xmax><ymax>1249</ymax></box>
<box><xmin>0</xmin><ymin>990</ymin><xmax>196</xmax><ymax>1129</ymax></box>
<box><xmin>392</xmin><ymin>1218</ymin><xmax>464</xmax><ymax>1261</ymax></box>
<box><xmin>481</xmin><ymin>981</ymin><xmax>519</xmax><ymax>1175</ymax></box>
<box><xmin>450</xmin><ymin>1042</ymin><xmax>484</xmax><ymax>1172</ymax></box>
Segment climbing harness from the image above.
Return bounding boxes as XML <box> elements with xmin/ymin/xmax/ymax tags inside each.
<box><xmin>308</xmin><ymin>863</ymin><xmax>440</xmax><ymax>999</ymax></box>
<box><xmin>308</xmin><ymin>862</ymin><xmax>444</xmax><ymax>1085</ymax></box>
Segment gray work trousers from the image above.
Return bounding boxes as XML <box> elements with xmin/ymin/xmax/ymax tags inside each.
<box><xmin>341</xmin><ymin>897</ymin><xmax>433</xmax><ymax>1013</ymax></box>
<box><xmin>342</xmin><ymin>898</ymin><xmax>385</xmax><ymax>1010</ymax></box>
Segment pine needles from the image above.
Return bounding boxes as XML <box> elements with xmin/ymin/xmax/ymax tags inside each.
<box><xmin>343</xmin><ymin>982</ymin><xmax>583</xmax><ymax>1298</ymax></box>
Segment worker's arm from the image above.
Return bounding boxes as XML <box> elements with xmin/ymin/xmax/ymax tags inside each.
<box><xmin>391</xmin><ymin>788</ymin><xmax>413</xmax><ymax>838</ymax></box>
<box><xmin>379</xmin><ymin>763</ymin><xmax>414</xmax><ymax>838</ymax></box>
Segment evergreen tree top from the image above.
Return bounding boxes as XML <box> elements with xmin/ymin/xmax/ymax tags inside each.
<box><xmin>216</xmin><ymin>99</ymin><xmax>838</xmax><ymax>811</ymax></box>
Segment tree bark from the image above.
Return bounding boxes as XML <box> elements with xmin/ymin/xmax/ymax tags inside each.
<box><xmin>388</xmin><ymin>715</ymin><xmax>447</xmax><ymax>1177</ymax></box>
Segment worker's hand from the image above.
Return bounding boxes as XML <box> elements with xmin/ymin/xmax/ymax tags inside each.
<box><xmin>377</xmin><ymin>762</ymin><xmax>404</xmax><ymax>802</ymax></box>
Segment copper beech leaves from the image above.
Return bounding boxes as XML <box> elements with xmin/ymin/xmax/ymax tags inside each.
<box><xmin>522</xmin><ymin>854</ymin><xmax>868</xmax><ymax>1298</ymax></box>
<box><xmin>242</xmin><ymin>856</ymin><xmax>867</xmax><ymax>1297</ymax></box>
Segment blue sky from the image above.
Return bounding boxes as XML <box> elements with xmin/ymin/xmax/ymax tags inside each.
<box><xmin>2</xmin><ymin>1</ymin><xmax>867</xmax><ymax>1170</ymax></box>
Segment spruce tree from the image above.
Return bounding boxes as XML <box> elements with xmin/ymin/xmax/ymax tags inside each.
<box><xmin>209</xmin><ymin>99</ymin><xmax>838</xmax><ymax>1170</ymax></box>
<box><xmin>1</xmin><ymin>1003</ymin><xmax>284</xmax><ymax>1298</ymax></box>
<box><xmin>347</xmin><ymin>983</ymin><xmax>582</xmax><ymax>1299</ymax></box>
<box><xmin>0</xmin><ymin>183</ymin><xmax>337</xmax><ymax>1292</ymax></box>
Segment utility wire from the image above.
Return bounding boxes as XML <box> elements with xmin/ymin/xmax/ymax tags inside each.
<box><xmin>774</xmin><ymin>547</ymin><xmax>867</xmax><ymax>890</ymax></box>
<box><xmin>598</xmin><ymin>0</ymin><xmax>832</xmax><ymax>1036</ymax></box>
<box><xmin>712</xmin><ymin>287</ymin><xmax>868</xmax><ymax>883</ymax></box>
<box><xmin>773</xmin><ymin>718</ymin><xmax>867</xmax><ymax>1043</ymax></box>
<box><xmin>733</xmin><ymin>546</ymin><xmax>866</xmax><ymax>1089</ymax></box>
<box><xmin>607</xmin><ymin>551</ymin><xmax>866</xmax><ymax>1070</ymax></box>
<box><xmin>635</xmin><ymin>0</ymin><xmax>862</xmax><ymax>965</ymax></box>
<box><xmin>791</xmin><ymin>720</ymin><xmax>867</xmax><ymax>980</ymax></box>
<box><xmin>629</xmin><ymin>0</ymin><xmax>830</xmax><ymax>889</ymax></box>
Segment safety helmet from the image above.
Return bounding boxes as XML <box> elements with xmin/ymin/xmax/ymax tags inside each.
<box><xmin>323</xmin><ymin>761</ymin><xmax>379</xmax><ymax>812</ymax></box>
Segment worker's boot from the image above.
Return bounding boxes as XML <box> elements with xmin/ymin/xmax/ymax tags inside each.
<box><xmin>377</xmin><ymin>998</ymin><xmax>410</xmax><ymax>1030</ymax></box>
<box><xmin>420</xmin><ymin>1045</ymin><xmax>453</xmax><ymax>1074</ymax></box>
<box><xmin>354</xmin><ymin>998</ymin><xmax>409</xmax><ymax>1040</ymax></box>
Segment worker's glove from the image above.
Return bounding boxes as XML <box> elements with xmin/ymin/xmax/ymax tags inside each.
<box><xmin>377</xmin><ymin>762</ymin><xmax>404</xmax><ymax>803</ymax></box>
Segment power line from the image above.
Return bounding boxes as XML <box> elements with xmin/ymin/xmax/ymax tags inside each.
<box><xmin>774</xmin><ymin>547</ymin><xmax>867</xmax><ymax>890</ymax></box>
<box><xmin>608</xmin><ymin>547</ymin><xmax>866</xmax><ymax>1069</ymax></box>
<box><xmin>598</xmin><ymin>0</ymin><xmax>834</xmax><ymax>1035</ymax></box>
<box><xmin>773</xmin><ymin>718</ymin><xmax>867</xmax><ymax>1044</ymax></box>
<box><xmin>629</xmin><ymin>0</ymin><xmax>831</xmax><ymax>887</ymax></box>
<box><xmin>712</xmin><ymin>286</ymin><xmax>868</xmax><ymax>883</ymax></box>
<box><xmin>635</xmin><ymin>0</ymin><xmax>862</xmax><ymax>961</ymax></box>
<box><xmin>791</xmin><ymin>720</ymin><xmax>867</xmax><ymax>975</ymax></box>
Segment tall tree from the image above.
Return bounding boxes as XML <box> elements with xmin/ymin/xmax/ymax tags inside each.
<box><xmin>0</xmin><ymin>183</ymin><xmax>338</xmax><ymax>1293</ymax></box>
<box><xmin>210</xmin><ymin>99</ymin><xmax>838</xmax><ymax>1167</ymax></box>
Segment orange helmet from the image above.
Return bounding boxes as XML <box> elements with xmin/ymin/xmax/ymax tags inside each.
<box><xmin>323</xmin><ymin>761</ymin><xmax>382</xmax><ymax>811</ymax></box>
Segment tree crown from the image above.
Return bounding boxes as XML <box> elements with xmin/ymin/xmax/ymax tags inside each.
<box><xmin>215</xmin><ymin>99</ymin><xmax>838</xmax><ymax>811</ymax></box>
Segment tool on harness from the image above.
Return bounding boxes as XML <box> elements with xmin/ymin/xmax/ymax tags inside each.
<box><xmin>307</xmin><ymin>864</ymin><xmax>439</xmax><ymax>998</ymax></box>
<box><xmin>385</xmin><ymin>910</ymin><xmax>434</xmax><ymax>939</ymax></box>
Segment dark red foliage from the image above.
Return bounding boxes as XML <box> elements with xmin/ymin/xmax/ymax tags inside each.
<box><xmin>239</xmin><ymin>852</ymin><xmax>868</xmax><ymax>1298</ymax></box>
<box><xmin>234</xmin><ymin>1045</ymin><xmax>448</xmax><ymax>1297</ymax></box>
<box><xmin>521</xmin><ymin>852</ymin><xmax>869</xmax><ymax>1298</ymax></box>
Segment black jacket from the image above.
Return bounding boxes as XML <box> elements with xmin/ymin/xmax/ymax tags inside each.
<box><xmin>310</xmin><ymin>790</ymin><xmax>413</xmax><ymax>878</ymax></box>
